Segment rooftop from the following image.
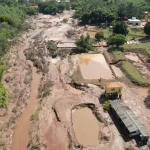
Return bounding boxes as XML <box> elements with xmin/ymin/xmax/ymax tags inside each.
<box><xmin>105</xmin><ymin>82</ymin><xmax>122</xmax><ymax>88</ymax></box>
<box><xmin>111</xmin><ymin>100</ymin><xmax>150</xmax><ymax>137</ymax></box>
<box><xmin>128</xmin><ymin>17</ymin><xmax>141</xmax><ymax>21</ymax></box>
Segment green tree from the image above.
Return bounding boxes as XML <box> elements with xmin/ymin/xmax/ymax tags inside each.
<box><xmin>113</xmin><ymin>21</ymin><xmax>128</xmax><ymax>36</ymax></box>
<box><xmin>144</xmin><ymin>21</ymin><xmax>150</xmax><ymax>36</ymax></box>
<box><xmin>57</xmin><ymin>3</ymin><xmax>65</xmax><ymax>12</ymax></box>
<box><xmin>107</xmin><ymin>34</ymin><xmax>127</xmax><ymax>47</ymax></box>
<box><xmin>95</xmin><ymin>31</ymin><xmax>104</xmax><ymax>41</ymax></box>
<box><xmin>75</xmin><ymin>34</ymin><xmax>95</xmax><ymax>53</ymax></box>
<box><xmin>44</xmin><ymin>7</ymin><xmax>50</xmax><ymax>14</ymax></box>
<box><xmin>117</xmin><ymin>3</ymin><xmax>127</xmax><ymax>20</ymax></box>
<box><xmin>81</xmin><ymin>12</ymin><xmax>90</xmax><ymax>24</ymax></box>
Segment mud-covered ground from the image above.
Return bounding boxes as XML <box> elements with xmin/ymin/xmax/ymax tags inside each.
<box><xmin>0</xmin><ymin>10</ymin><xmax>150</xmax><ymax>150</ymax></box>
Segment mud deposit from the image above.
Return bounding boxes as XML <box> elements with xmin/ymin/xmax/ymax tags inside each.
<box><xmin>125</xmin><ymin>53</ymin><xmax>142</xmax><ymax>62</ymax></box>
<box><xmin>72</xmin><ymin>108</ymin><xmax>100</xmax><ymax>147</ymax></box>
<box><xmin>78</xmin><ymin>54</ymin><xmax>114</xmax><ymax>80</ymax></box>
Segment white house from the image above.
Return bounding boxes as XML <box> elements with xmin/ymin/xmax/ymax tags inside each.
<box><xmin>128</xmin><ymin>17</ymin><xmax>141</xmax><ymax>26</ymax></box>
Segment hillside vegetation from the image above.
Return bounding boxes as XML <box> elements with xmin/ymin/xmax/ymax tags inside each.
<box><xmin>0</xmin><ymin>0</ymin><xmax>40</xmax><ymax>107</ymax></box>
<box><xmin>70</xmin><ymin>0</ymin><xmax>150</xmax><ymax>24</ymax></box>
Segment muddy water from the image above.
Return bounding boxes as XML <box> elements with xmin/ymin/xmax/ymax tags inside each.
<box><xmin>78</xmin><ymin>54</ymin><xmax>114</xmax><ymax>80</ymax></box>
<box><xmin>72</xmin><ymin>108</ymin><xmax>100</xmax><ymax>147</ymax></box>
<box><xmin>12</xmin><ymin>29</ymin><xmax>42</xmax><ymax>150</ymax></box>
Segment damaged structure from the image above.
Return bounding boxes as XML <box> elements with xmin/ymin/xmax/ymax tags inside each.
<box><xmin>110</xmin><ymin>100</ymin><xmax>150</xmax><ymax>141</ymax></box>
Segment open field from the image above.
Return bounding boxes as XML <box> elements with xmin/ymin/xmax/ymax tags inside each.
<box><xmin>89</xmin><ymin>26</ymin><xmax>146</xmax><ymax>41</ymax></box>
<box><xmin>123</xmin><ymin>43</ymin><xmax>150</xmax><ymax>57</ymax></box>
<box><xmin>121</xmin><ymin>61</ymin><xmax>150</xmax><ymax>86</ymax></box>
<box><xmin>127</xmin><ymin>27</ymin><xmax>146</xmax><ymax>40</ymax></box>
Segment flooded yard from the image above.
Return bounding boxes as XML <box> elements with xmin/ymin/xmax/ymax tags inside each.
<box><xmin>78</xmin><ymin>54</ymin><xmax>114</xmax><ymax>80</ymax></box>
<box><xmin>72</xmin><ymin>108</ymin><xmax>100</xmax><ymax>147</ymax></box>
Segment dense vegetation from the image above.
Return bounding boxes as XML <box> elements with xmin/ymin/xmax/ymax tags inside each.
<box><xmin>0</xmin><ymin>0</ymin><xmax>39</xmax><ymax>58</ymax></box>
<box><xmin>71</xmin><ymin>0</ymin><xmax>150</xmax><ymax>25</ymax></box>
<box><xmin>0</xmin><ymin>0</ymin><xmax>40</xmax><ymax>107</ymax></box>
<box><xmin>75</xmin><ymin>34</ymin><xmax>95</xmax><ymax>53</ymax></box>
<box><xmin>144</xmin><ymin>21</ymin><xmax>150</xmax><ymax>35</ymax></box>
<box><xmin>38</xmin><ymin>0</ymin><xmax>70</xmax><ymax>14</ymax></box>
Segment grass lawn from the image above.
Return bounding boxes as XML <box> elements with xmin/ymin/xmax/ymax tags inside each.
<box><xmin>122</xmin><ymin>43</ymin><xmax>150</xmax><ymax>57</ymax></box>
<box><xmin>102</xmin><ymin>29</ymin><xmax>112</xmax><ymax>38</ymax></box>
<box><xmin>121</xmin><ymin>61</ymin><xmax>150</xmax><ymax>86</ymax></box>
<box><xmin>126</xmin><ymin>27</ymin><xmax>146</xmax><ymax>40</ymax></box>
<box><xmin>112</xmin><ymin>51</ymin><xmax>126</xmax><ymax>61</ymax></box>
<box><xmin>101</xmin><ymin>26</ymin><xmax>146</xmax><ymax>40</ymax></box>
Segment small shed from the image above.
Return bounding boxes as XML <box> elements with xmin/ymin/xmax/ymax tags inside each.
<box><xmin>110</xmin><ymin>100</ymin><xmax>150</xmax><ymax>141</ymax></box>
<box><xmin>128</xmin><ymin>17</ymin><xmax>141</xmax><ymax>26</ymax></box>
<box><xmin>105</xmin><ymin>82</ymin><xmax>122</xmax><ymax>99</ymax></box>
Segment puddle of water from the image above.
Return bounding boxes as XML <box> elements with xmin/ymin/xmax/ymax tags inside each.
<box><xmin>78</xmin><ymin>54</ymin><xmax>114</xmax><ymax>80</ymax></box>
<box><xmin>72</xmin><ymin>108</ymin><xmax>100</xmax><ymax>147</ymax></box>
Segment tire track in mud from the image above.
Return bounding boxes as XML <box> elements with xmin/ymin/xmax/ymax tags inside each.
<box><xmin>12</xmin><ymin>29</ymin><xmax>43</xmax><ymax>150</ymax></box>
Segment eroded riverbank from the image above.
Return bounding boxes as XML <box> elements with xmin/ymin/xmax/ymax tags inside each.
<box><xmin>12</xmin><ymin>29</ymin><xmax>42</xmax><ymax>150</ymax></box>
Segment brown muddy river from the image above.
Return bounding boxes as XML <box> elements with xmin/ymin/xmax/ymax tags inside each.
<box><xmin>12</xmin><ymin>29</ymin><xmax>42</xmax><ymax>150</ymax></box>
<box><xmin>72</xmin><ymin>108</ymin><xmax>100</xmax><ymax>147</ymax></box>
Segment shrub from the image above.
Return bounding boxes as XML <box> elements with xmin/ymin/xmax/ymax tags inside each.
<box><xmin>103</xmin><ymin>100</ymin><xmax>111</xmax><ymax>111</ymax></box>
<box><xmin>0</xmin><ymin>83</ymin><xmax>8</xmax><ymax>107</ymax></box>
<box><xmin>47</xmin><ymin>41</ymin><xmax>57</xmax><ymax>52</ymax></box>
<box><xmin>95</xmin><ymin>31</ymin><xmax>104</xmax><ymax>41</ymax></box>
<box><xmin>47</xmin><ymin>41</ymin><xmax>57</xmax><ymax>57</ymax></box>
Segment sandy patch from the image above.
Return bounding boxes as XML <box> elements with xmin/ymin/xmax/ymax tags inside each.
<box><xmin>78</xmin><ymin>54</ymin><xmax>114</xmax><ymax>80</ymax></box>
<box><xmin>125</xmin><ymin>53</ymin><xmax>142</xmax><ymax>62</ymax></box>
<box><xmin>111</xmin><ymin>65</ymin><xmax>124</xmax><ymax>78</ymax></box>
<box><xmin>68</xmin><ymin>85</ymin><xmax>82</xmax><ymax>95</ymax></box>
<box><xmin>88</xmin><ymin>32</ymin><xmax>97</xmax><ymax>38</ymax></box>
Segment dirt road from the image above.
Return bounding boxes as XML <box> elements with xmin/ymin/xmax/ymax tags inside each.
<box><xmin>12</xmin><ymin>30</ymin><xmax>42</xmax><ymax>150</ymax></box>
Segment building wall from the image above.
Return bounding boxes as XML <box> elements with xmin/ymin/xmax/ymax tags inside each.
<box><xmin>105</xmin><ymin>87</ymin><xmax>122</xmax><ymax>94</ymax></box>
<box><xmin>128</xmin><ymin>20</ymin><xmax>141</xmax><ymax>26</ymax></box>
